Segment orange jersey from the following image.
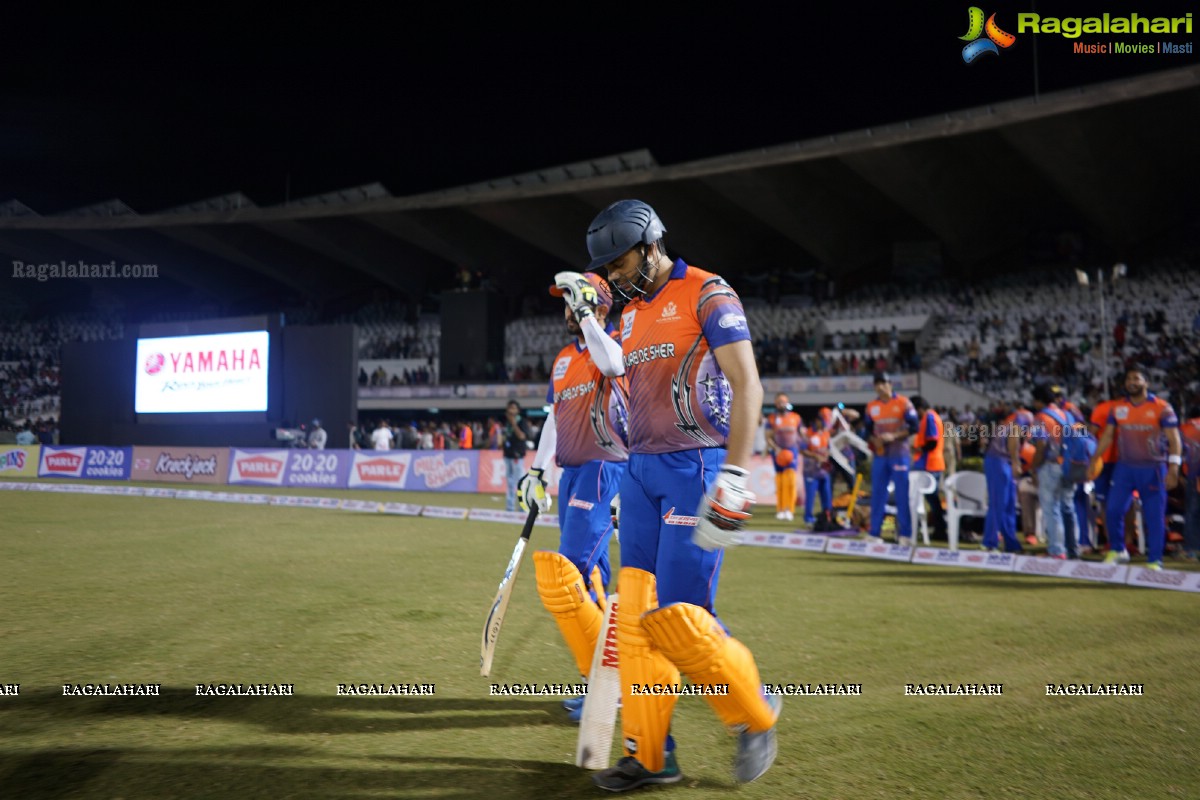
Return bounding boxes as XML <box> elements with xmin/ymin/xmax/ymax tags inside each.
<box><xmin>801</xmin><ymin>428</ymin><xmax>830</xmax><ymax>478</ymax></box>
<box><xmin>985</xmin><ymin>409</ymin><xmax>1034</xmax><ymax>459</ymax></box>
<box><xmin>1182</xmin><ymin>417</ymin><xmax>1200</xmax><ymax>476</ymax></box>
<box><xmin>1108</xmin><ymin>394</ymin><xmax>1179</xmax><ymax>466</ymax></box>
<box><xmin>1090</xmin><ymin>399</ymin><xmax>1119</xmax><ymax>464</ymax></box>
<box><xmin>459</xmin><ymin>426</ymin><xmax>473</xmax><ymax>450</ymax></box>
<box><xmin>766</xmin><ymin>410</ymin><xmax>802</xmax><ymax>450</ymax></box>
<box><xmin>911</xmin><ymin>409</ymin><xmax>945</xmax><ymax>472</ymax></box>
<box><xmin>616</xmin><ymin>260</ymin><xmax>750</xmax><ymax>454</ymax></box>
<box><xmin>548</xmin><ymin>336</ymin><xmax>629</xmax><ymax>466</ymax></box>
<box><xmin>865</xmin><ymin>394</ymin><xmax>918</xmax><ymax>458</ymax></box>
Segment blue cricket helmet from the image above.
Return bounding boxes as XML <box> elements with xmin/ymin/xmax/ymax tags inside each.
<box><xmin>585</xmin><ymin>200</ymin><xmax>666</xmax><ymax>270</ymax></box>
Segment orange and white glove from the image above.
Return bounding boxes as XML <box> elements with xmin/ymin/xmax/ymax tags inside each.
<box><xmin>693</xmin><ymin>465</ymin><xmax>755</xmax><ymax>551</ymax></box>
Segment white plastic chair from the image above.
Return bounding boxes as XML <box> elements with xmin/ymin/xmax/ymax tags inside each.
<box><xmin>944</xmin><ymin>471</ymin><xmax>988</xmax><ymax>551</ymax></box>
<box><xmin>909</xmin><ymin>470</ymin><xmax>938</xmax><ymax>546</ymax></box>
<box><xmin>885</xmin><ymin>471</ymin><xmax>937</xmax><ymax>546</ymax></box>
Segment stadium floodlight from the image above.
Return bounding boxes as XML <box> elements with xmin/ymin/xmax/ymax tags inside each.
<box><xmin>1085</xmin><ymin>263</ymin><xmax>1128</xmax><ymax>399</ymax></box>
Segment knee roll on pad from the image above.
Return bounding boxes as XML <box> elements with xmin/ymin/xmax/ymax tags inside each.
<box><xmin>616</xmin><ymin>567</ymin><xmax>678</xmax><ymax>773</ymax></box>
<box><xmin>533</xmin><ymin>550</ymin><xmax>602</xmax><ymax>678</ymax></box>
<box><xmin>642</xmin><ymin>602</ymin><xmax>779</xmax><ymax>733</ymax></box>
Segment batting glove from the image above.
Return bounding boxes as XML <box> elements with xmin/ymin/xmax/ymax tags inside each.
<box><xmin>518</xmin><ymin>468</ymin><xmax>551</xmax><ymax>513</ymax></box>
<box><xmin>554</xmin><ymin>271</ymin><xmax>598</xmax><ymax>323</ymax></box>
<box><xmin>693</xmin><ymin>465</ymin><xmax>755</xmax><ymax>551</ymax></box>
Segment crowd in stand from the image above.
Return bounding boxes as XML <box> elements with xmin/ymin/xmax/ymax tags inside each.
<box><xmin>345</xmin><ymin>417</ymin><xmax>541</xmax><ymax>452</ymax></box>
<box><xmin>359</xmin><ymin>365</ymin><xmax>436</xmax><ymax>387</ymax></box>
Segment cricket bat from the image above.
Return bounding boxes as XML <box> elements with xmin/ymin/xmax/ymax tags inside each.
<box><xmin>576</xmin><ymin>592</ymin><xmax>620</xmax><ymax>769</ymax></box>
<box><xmin>480</xmin><ymin>505</ymin><xmax>539</xmax><ymax>677</ymax></box>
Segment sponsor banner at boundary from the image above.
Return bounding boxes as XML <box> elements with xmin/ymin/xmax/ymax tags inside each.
<box><xmin>1064</xmin><ymin>560</ymin><xmax>1129</xmax><ymax>585</ymax></box>
<box><xmin>131</xmin><ymin>447</ymin><xmax>229</xmax><ymax>484</ymax></box>
<box><xmin>381</xmin><ymin>501</ymin><xmax>423</xmax><ymax>516</ymax></box>
<box><xmin>913</xmin><ymin>548</ymin><xmax>1017</xmax><ymax>572</ymax></box>
<box><xmin>1126</xmin><ymin>566</ymin><xmax>1200</xmax><ymax>593</ymax></box>
<box><xmin>0</xmin><ymin>445</ymin><xmax>40</xmax><ymax>477</ymax></box>
<box><xmin>340</xmin><ymin>499</ymin><xmax>382</xmax><ymax>513</ymax></box>
<box><xmin>862</xmin><ymin>541</ymin><xmax>916</xmax><ymax>563</ymax></box>
<box><xmin>408</xmin><ymin>452</ymin><xmax>477</xmax><ymax>493</ymax></box>
<box><xmin>1013</xmin><ymin>555</ymin><xmax>1072</xmax><ymax>578</ymax></box>
<box><xmin>422</xmin><ymin>506</ymin><xmax>469</xmax><ymax>520</ymax></box>
<box><xmin>349</xmin><ymin>451</ymin><xmax>411</xmax><ymax>490</ymax></box>
<box><xmin>279</xmin><ymin>450</ymin><xmax>353</xmax><ymax>489</ymax></box>
<box><xmin>465</xmin><ymin>508</ymin><xmax>560</xmax><ymax>528</ymax></box>
<box><xmin>742</xmin><ymin>531</ymin><xmax>829</xmax><ymax>553</ymax></box>
<box><xmin>825</xmin><ymin>539</ymin><xmax>878</xmax><ymax>558</ymax></box>
<box><xmin>228</xmin><ymin>449</ymin><xmax>289</xmax><ymax>486</ymax></box>
<box><xmin>39</xmin><ymin>446</ymin><xmax>132</xmax><ymax>480</ymax></box>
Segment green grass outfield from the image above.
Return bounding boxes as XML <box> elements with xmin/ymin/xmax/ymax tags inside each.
<box><xmin>1</xmin><ymin>480</ymin><xmax>1198</xmax><ymax>799</ymax></box>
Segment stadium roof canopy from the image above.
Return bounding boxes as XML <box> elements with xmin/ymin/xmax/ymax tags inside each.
<box><xmin>2</xmin><ymin>65</ymin><xmax>1197</xmax><ymax>315</ymax></box>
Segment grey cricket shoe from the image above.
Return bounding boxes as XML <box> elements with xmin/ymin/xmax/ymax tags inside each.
<box><xmin>733</xmin><ymin>693</ymin><xmax>781</xmax><ymax>784</ymax></box>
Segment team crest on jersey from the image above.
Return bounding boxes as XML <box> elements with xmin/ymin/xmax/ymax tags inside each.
<box><xmin>869</xmin><ymin>405</ymin><xmax>880</xmax><ymax>417</ymax></box>
<box><xmin>1114</xmin><ymin>406</ymin><xmax>1129</xmax><ymax>420</ymax></box>
<box><xmin>661</xmin><ymin>302</ymin><xmax>677</xmax><ymax>318</ymax></box>
<box><xmin>553</xmin><ymin>356</ymin><xmax>571</xmax><ymax>380</ymax></box>
<box><xmin>621</xmin><ymin>310</ymin><xmax>636</xmax><ymax>339</ymax></box>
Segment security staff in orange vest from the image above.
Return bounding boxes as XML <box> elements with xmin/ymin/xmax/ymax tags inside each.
<box><xmin>911</xmin><ymin>396</ymin><xmax>947</xmax><ymax>540</ymax></box>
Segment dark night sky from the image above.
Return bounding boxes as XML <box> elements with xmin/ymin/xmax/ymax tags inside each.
<box><xmin>3</xmin><ymin>3</ymin><xmax>1196</xmax><ymax>213</ymax></box>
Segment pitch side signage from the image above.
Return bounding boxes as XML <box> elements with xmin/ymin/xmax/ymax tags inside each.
<box><xmin>0</xmin><ymin>445</ymin><xmax>39</xmax><ymax>477</ymax></box>
<box><xmin>38</xmin><ymin>446</ymin><xmax>132</xmax><ymax>480</ymax></box>
<box><xmin>131</xmin><ymin>447</ymin><xmax>229</xmax><ymax>484</ymax></box>
<box><xmin>228</xmin><ymin>449</ymin><xmax>289</xmax><ymax>486</ymax></box>
<box><xmin>348</xmin><ymin>451</ymin><xmax>412</xmax><ymax>490</ymax></box>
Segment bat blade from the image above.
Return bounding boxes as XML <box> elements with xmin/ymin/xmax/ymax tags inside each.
<box><xmin>480</xmin><ymin>505</ymin><xmax>539</xmax><ymax>677</ymax></box>
<box><xmin>576</xmin><ymin>592</ymin><xmax>620</xmax><ymax>769</ymax></box>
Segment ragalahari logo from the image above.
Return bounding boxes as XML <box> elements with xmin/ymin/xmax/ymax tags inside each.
<box><xmin>960</xmin><ymin>7</ymin><xmax>1016</xmax><ymax>62</ymax></box>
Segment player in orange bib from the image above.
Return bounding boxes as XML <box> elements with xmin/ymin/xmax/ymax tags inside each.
<box><xmin>764</xmin><ymin>393</ymin><xmax>802</xmax><ymax>520</ymax></box>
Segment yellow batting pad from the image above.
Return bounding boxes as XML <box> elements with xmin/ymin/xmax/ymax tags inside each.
<box><xmin>589</xmin><ymin>565</ymin><xmax>608</xmax><ymax>615</ymax></box>
<box><xmin>643</xmin><ymin>603</ymin><xmax>779</xmax><ymax>733</ymax></box>
<box><xmin>616</xmin><ymin>567</ymin><xmax>679</xmax><ymax>773</ymax></box>
<box><xmin>533</xmin><ymin>551</ymin><xmax>602</xmax><ymax>678</ymax></box>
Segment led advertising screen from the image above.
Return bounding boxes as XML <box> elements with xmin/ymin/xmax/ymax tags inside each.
<box><xmin>135</xmin><ymin>330</ymin><xmax>270</xmax><ymax>414</ymax></box>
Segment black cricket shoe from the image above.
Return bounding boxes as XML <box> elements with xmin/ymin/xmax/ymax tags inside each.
<box><xmin>592</xmin><ymin>753</ymin><xmax>682</xmax><ymax>792</ymax></box>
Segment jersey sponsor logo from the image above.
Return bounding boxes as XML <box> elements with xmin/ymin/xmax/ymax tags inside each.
<box><xmin>870</xmin><ymin>405</ymin><xmax>880</xmax><ymax>417</ymax></box>
<box><xmin>662</xmin><ymin>302</ymin><xmax>677</xmax><ymax>318</ymax></box>
<box><xmin>567</xmin><ymin>495</ymin><xmax>595</xmax><ymax>511</ymax></box>
<box><xmin>1114</xmin><ymin>406</ymin><xmax>1129</xmax><ymax>419</ymax></box>
<box><xmin>553</xmin><ymin>356</ymin><xmax>571</xmax><ymax>380</ymax></box>
<box><xmin>662</xmin><ymin>507</ymin><xmax>700</xmax><ymax>526</ymax></box>
<box><xmin>621</xmin><ymin>310</ymin><xmax>636</xmax><ymax>339</ymax></box>
<box><xmin>717</xmin><ymin>312</ymin><xmax>746</xmax><ymax>330</ymax></box>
